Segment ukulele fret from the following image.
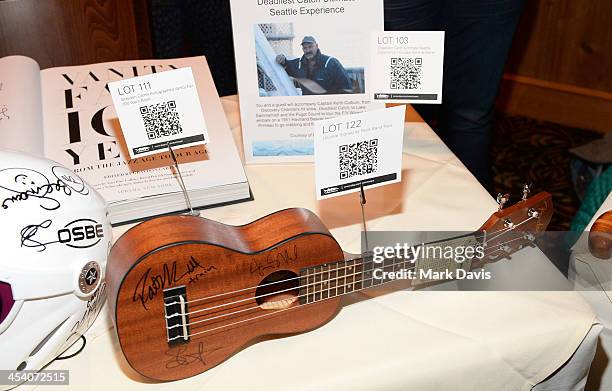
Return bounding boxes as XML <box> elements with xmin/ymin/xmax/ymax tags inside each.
<box><xmin>329</xmin><ymin>262</ymin><xmax>338</xmax><ymax>297</ymax></box>
<box><xmin>321</xmin><ymin>264</ymin><xmax>329</xmax><ymax>300</ymax></box>
<box><xmin>164</xmin><ymin>286</ymin><xmax>190</xmax><ymax>345</ymax></box>
<box><xmin>298</xmin><ymin>258</ymin><xmax>366</xmax><ymax>304</ymax></box>
<box><xmin>314</xmin><ymin>265</ymin><xmax>323</xmax><ymax>302</ymax></box>
<box><xmin>362</xmin><ymin>256</ymin><xmax>374</xmax><ymax>289</ymax></box>
<box><xmin>337</xmin><ymin>260</ymin><xmax>346</xmax><ymax>295</ymax></box>
<box><xmin>345</xmin><ymin>259</ymin><xmax>355</xmax><ymax>293</ymax></box>
<box><xmin>299</xmin><ymin>273</ymin><xmax>309</xmax><ymax>304</ymax></box>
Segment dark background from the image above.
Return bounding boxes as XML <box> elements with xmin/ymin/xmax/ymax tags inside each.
<box><xmin>0</xmin><ymin>0</ymin><xmax>609</xmax><ymax>134</ymax></box>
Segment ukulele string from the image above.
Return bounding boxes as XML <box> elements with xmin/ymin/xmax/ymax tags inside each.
<box><xmin>167</xmin><ymin>265</ymin><xmax>401</xmax><ymax>329</ymax></box>
<box><xmin>170</xmin><ymin>257</ymin><xmax>423</xmax><ymax>336</ymax></box>
<box><xmin>166</xmin><ymin>234</ymin><xmax>532</xmax><ymax>325</ymax></box>
<box><xmin>163</xmin><ymin>218</ymin><xmax>533</xmax><ymax>307</ymax></box>
<box><xmin>168</xmin><ymin>234</ymin><xmax>527</xmax><ymax>342</ymax></box>
<box><xmin>162</xmin><ymin>262</ymin><xmax>355</xmax><ymax>307</ymax></box>
<box><xmin>479</xmin><ymin>216</ymin><xmax>536</xmax><ymax>244</ymax></box>
<box><xmin>166</xmin><ymin>266</ymin><xmax>389</xmax><ymax>320</ymax></box>
<box><xmin>163</xmin><ymin>223</ymin><xmax>513</xmax><ymax>306</ymax></box>
<box><xmin>171</xmin><ymin>238</ymin><xmax>520</xmax><ymax>330</ymax></box>
<box><xmin>164</xmin><ymin>220</ymin><xmax>535</xmax><ymax>311</ymax></box>
<box><xmin>170</xmin><ymin>297</ymin><xmax>317</xmax><ymax>342</ymax></box>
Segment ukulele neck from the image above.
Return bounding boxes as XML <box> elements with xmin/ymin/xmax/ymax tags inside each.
<box><xmin>298</xmin><ymin>231</ymin><xmax>491</xmax><ymax>304</ymax></box>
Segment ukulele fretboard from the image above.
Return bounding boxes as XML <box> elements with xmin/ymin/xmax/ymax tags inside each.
<box><xmin>298</xmin><ymin>254</ymin><xmax>418</xmax><ymax>304</ymax></box>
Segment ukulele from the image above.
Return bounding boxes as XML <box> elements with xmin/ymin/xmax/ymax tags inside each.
<box><xmin>106</xmin><ymin>192</ymin><xmax>553</xmax><ymax>381</ymax></box>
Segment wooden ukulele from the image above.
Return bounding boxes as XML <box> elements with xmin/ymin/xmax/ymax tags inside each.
<box><xmin>106</xmin><ymin>192</ymin><xmax>553</xmax><ymax>381</ymax></box>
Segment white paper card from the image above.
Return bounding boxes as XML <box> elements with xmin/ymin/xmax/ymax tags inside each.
<box><xmin>229</xmin><ymin>0</ymin><xmax>385</xmax><ymax>164</ymax></box>
<box><xmin>370</xmin><ymin>31</ymin><xmax>444</xmax><ymax>104</ymax></box>
<box><xmin>109</xmin><ymin>67</ymin><xmax>208</xmax><ymax>158</ymax></box>
<box><xmin>314</xmin><ymin>105</ymin><xmax>405</xmax><ymax>199</ymax></box>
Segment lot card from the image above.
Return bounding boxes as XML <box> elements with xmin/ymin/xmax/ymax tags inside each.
<box><xmin>370</xmin><ymin>31</ymin><xmax>444</xmax><ymax>104</ymax></box>
<box><xmin>109</xmin><ymin>67</ymin><xmax>208</xmax><ymax>158</ymax></box>
<box><xmin>314</xmin><ymin>105</ymin><xmax>405</xmax><ymax>199</ymax></box>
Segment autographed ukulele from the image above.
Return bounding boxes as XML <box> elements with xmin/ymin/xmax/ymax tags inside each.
<box><xmin>107</xmin><ymin>192</ymin><xmax>553</xmax><ymax>381</ymax></box>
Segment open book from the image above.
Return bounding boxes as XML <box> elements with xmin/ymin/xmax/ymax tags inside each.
<box><xmin>0</xmin><ymin>56</ymin><xmax>250</xmax><ymax>225</ymax></box>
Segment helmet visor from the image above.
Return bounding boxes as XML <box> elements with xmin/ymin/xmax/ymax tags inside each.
<box><xmin>0</xmin><ymin>281</ymin><xmax>14</xmax><ymax>327</ymax></box>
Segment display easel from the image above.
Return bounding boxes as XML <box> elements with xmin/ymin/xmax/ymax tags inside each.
<box><xmin>167</xmin><ymin>142</ymin><xmax>200</xmax><ymax>216</ymax></box>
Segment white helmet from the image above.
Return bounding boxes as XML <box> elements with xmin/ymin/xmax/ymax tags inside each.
<box><xmin>0</xmin><ymin>150</ymin><xmax>111</xmax><ymax>386</ymax></box>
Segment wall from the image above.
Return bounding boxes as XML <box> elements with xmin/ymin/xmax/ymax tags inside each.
<box><xmin>0</xmin><ymin>0</ymin><xmax>150</xmax><ymax>69</ymax></box>
<box><xmin>498</xmin><ymin>0</ymin><xmax>611</xmax><ymax>133</ymax></box>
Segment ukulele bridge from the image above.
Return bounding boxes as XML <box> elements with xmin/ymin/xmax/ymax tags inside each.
<box><xmin>164</xmin><ymin>286</ymin><xmax>190</xmax><ymax>346</ymax></box>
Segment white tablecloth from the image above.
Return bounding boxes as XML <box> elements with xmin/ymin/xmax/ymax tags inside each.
<box><xmin>29</xmin><ymin>96</ymin><xmax>598</xmax><ymax>391</ymax></box>
<box><xmin>570</xmin><ymin>193</ymin><xmax>612</xmax><ymax>390</ymax></box>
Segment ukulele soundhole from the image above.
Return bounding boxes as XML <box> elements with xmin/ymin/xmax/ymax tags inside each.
<box><xmin>255</xmin><ymin>270</ymin><xmax>299</xmax><ymax>310</ymax></box>
<box><xmin>164</xmin><ymin>286</ymin><xmax>190</xmax><ymax>346</ymax></box>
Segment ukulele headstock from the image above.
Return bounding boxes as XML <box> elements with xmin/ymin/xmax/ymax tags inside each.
<box><xmin>474</xmin><ymin>191</ymin><xmax>553</xmax><ymax>265</ymax></box>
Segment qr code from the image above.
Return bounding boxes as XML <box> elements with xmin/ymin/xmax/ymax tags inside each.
<box><xmin>339</xmin><ymin>139</ymin><xmax>378</xmax><ymax>179</ymax></box>
<box><xmin>390</xmin><ymin>57</ymin><xmax>422</xmax><ymax>90</ymax></box>
<box><xmin>139</xmin><ymin>101</ymin><xmax>182</xmax><ymax>140</ymax></box>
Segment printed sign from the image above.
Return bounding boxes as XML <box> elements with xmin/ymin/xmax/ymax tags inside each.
<box><xmin>314</xmin><ymin>105</ymin><xmax>405</xmax><ymax>199</ymax></box>
<box><xmin>229</xmin><ymin>0</ymin><xmax>385</xmax><ymax>163</ymax></box>
<box><xmin>370</xmin><ymin>31</ymin><xmax>444</xmax><ymax>104</ymax></box>
<box><xmin>109</xmin><ymin>67</ymin><xmax>208</xmax><ymax>158</ymax></box>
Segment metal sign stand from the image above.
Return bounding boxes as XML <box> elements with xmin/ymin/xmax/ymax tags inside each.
<box><xmin>168</xmin><ymin>142</ymin><xmax>200</xmax><ymax>216</ymax></box>
<box><xmin>360</xmin><ymin>181</ymin><xmax>369</xmax><ymax>253</ymax></box>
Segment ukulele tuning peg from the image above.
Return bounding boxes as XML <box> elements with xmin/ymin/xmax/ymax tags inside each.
<box><xmin>496</xmin><ymin>193</ymin><xmax>510</xmax><ymax>211</ymax></box>
<box><xmin>528</xmin><ymin>208</ymin><xmax>540</xmax><ymax>218</ymax></box>
<box><xmin>523</xmin><ymin>233</ymin><xmax>536</xmax><ymax>242</ymax></box>
<box><xmin>522</xmin><ymin>183</ymin><xmax>532</xmax><ymax>201</ymax></box>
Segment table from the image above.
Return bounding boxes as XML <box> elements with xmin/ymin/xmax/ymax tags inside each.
<box><xmin>29</xmin><ymin>96</ymin><xmax>598</xmax><ymax>391</ymax></box>
<box><xmin>570</xmin><ymin>194</ymin><xmax>612</xmax><ymax>390</ymax></box>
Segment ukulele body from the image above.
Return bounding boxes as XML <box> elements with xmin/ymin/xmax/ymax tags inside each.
<box><xmin>106</xmin><ymin>208</ymin><xmax>344</xmax><ymax>381</ymax></box>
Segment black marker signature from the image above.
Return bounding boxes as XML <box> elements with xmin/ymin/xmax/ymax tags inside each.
<box><xmin>20</xmin><ymin>219</ymin><xmax>59</xmax><ymax>251</ymax></box>
<box><xmin>1</xmin><ymin>167</ymin><xmax>88</xmax><ymax>211</ymax></box>
<box><xmin>0</xmin><ymin>104</ymin><xmax>8</xmax><ymax>121</ymax></box>
<box><xmin>133</xmin><ymin>256</ymin><xmax>217</xmax><ymax>310</ymax></box>
<box><xmin>52</xmin><ymin>166</ymin><xmax>88</xmax><ymax>194</ymax></box>
<box><xmin>249</xmin><ymin>245</ymin><xmax>298</xmax><ymax>276</ymax></box>
<box><xmin>70</xmin><ymin>283</ymin><xmax>106</xmax><ymax>333</ymax></box>
<box><xmin>188</xmin><ymin>270</ymin><xmax>210</xmax><ymax>285</ymax></box>
<box><xmin>165</xmin><ymin>342</ymin><xmax>205</xmax><ymax>369</ymax></box>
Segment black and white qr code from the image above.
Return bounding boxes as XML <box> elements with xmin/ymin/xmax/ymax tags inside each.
<box><xmin>390</xmin><ymin>57</ymin><xmax>422</xmax><ymax>90</ymax></box>
<box><xmin>139</xmin><ymin>100</ymin><xmax>183</xmax><ymax>140</ymax></box>
<box><xmin>339</xmin><ymin>139</ymin><xmax>378</xmax><ymax>180</ymax></box>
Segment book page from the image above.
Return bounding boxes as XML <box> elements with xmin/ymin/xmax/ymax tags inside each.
<box><xmin>40</xmin><ymin>57</ymin><xmax>246</xmax><ymax>205</ymax></box>
<box><xmin>0</xmin><ymin>55</ymin><xmax>44</xmax><ymax>155</ymax></box>
<box><xmin>230</xmin><ymin>0</ymin><xmax>385</xmax><ymax>163</ymax></box>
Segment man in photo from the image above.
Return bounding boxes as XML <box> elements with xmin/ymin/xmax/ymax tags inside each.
<box><xmin>276</xmin><ymin>36</ymin><xmax>353</xmax><ymax>95</ymax></box>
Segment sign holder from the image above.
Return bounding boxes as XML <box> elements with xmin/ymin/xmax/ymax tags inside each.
<box><xmin>168</xmin><ymin>142</ymin><xmax>200</xmax><ymax>217</ymax></box>
<box><xmin>359</xmin><ymin>181</ymin><xmax>369</xmax><ymax>251</ymax></box>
